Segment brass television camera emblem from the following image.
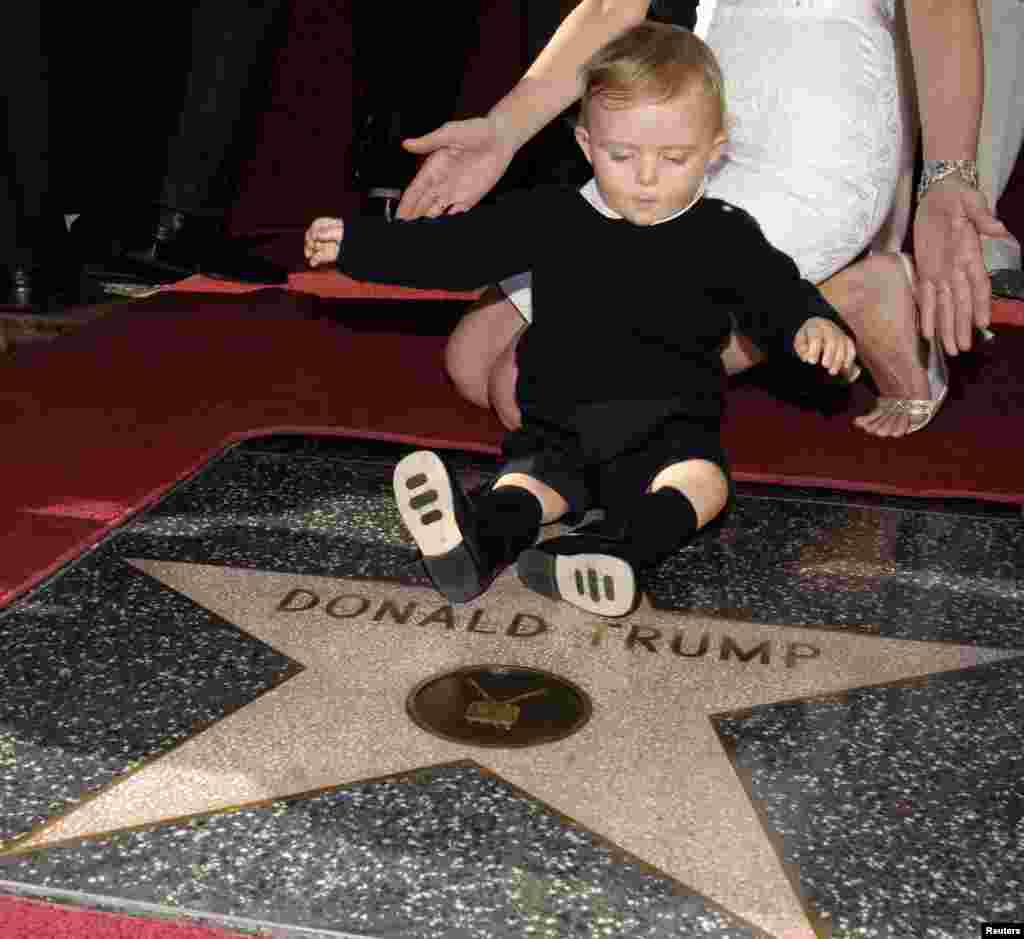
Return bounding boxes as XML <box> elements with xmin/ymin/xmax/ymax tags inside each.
<box><xmin>464</xmin><ymin>676</ymin><xmax>548</xmax><ymax>731</ymax></box>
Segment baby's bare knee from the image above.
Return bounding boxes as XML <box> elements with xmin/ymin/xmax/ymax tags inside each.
<box><xmin>493</xmin><ymin>473</ymin><xmax>567</xmax><ymax>523</ymax></box>
<box><xmin>649</xmin><ymin>460</ymin><xmax>729</xmax><ymax>528</ymax></box>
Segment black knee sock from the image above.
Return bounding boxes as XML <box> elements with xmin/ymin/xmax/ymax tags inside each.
<box><xmin>620</xmin><ymin>487</ymin><xmax>700</xmax><ymax>569</ymax></box>
<box><xmin>475</xmin><ymin>486</ymin><xmax>544</xmax><ymax>569</ymax></box>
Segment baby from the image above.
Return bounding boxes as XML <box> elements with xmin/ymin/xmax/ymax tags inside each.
<box><xmin>305</xmin><ymin>22</ymin><xmax>856</xmax><ymax>617</ymax></box>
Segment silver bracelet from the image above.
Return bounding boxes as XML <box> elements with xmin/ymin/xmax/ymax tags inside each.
<box><xmin>917</xmin><ymin>159</ymin><xmax>979</xmax><ymax>202</ymax></box>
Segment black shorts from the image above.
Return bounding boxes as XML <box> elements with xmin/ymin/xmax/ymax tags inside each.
<box><xmin>497</xmin><ymin>414</ymin><xmax>731</xmax><ymax>518</ymax></box>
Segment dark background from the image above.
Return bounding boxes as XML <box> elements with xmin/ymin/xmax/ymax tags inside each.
<box><xmin>49</xmin><ymin>1</ymin><xmax>1024</xmax><ymax>243</ymax></box>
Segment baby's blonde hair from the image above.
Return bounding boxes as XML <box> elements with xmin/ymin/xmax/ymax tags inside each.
<box><xmin>580</xmin><ymin>21</ymin><xmax>726</xmax><ymax>133</ymax></box>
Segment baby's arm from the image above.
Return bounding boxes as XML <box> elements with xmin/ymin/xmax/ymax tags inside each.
<box><xmin>305</xmin><ymin>217</ymin><xmax>344</xmax><ymax>267</ymax></box>
<box><xmin>327</xmin><ymin>188</ymin><xmax>557</xmax><ymax>292</ymax></box>
<box><xmin>719</xmin><ymin>205</ymin><xmax>856</xmax><ymax>364</ymax></box>
<box><xmin>794</xmin><ymin>317</ymin><xmax>857</xmax><ymax>377</ymax></box>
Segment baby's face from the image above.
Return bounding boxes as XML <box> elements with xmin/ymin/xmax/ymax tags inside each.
<box><xmin>575</xmin><ymin>87</ymin><xmax>726</xmax><ymax>225</ymax></box>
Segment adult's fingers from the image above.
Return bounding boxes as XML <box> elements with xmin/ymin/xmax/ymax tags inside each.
<box><xmin>918</xmin><ymin>280</ymin><xmax>936</xmax><ymax>341</ymax></box>
<box><xmin>951</xmin><ymin>270</ymin><xmax>974</xmax><ymax>351</ymax></box>
<box><xmin>397</xmin><ymin>160</ymin><xmax>448</xmax><ymax>220</ymax></box>
<box><xmin>397</xmin><ymin>168</ymin><xmax>436</xmax><ymax>219</ymax></box>
<box><xmin>424</xmin><ymin>196</ymin><xmax>450</xmax><ymax>219</ymax></box>
<box><xmin>964</xmin><ymin>197</ymin><xmax>1013</xmax><ymax>239</ymax></box>
<box><xmin>935</xmin><ymin>283</ymin><xmax>959</xmax><ymax>355</ymax></box>
<box><xmin>397</xmin><ymin>123</ymin><xmax>471</xmax><ymax>218</ymax></box>
<box><xmin>967</xmin><ymin>254</ymin><xmax>992</xmax><ymax>330</ymax></box>
<box><xmin>845</xmin><ymin>339</ymin><xmax>858</xmax><ymax>373</ymax></box>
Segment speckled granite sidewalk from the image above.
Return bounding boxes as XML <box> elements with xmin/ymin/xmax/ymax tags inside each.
<box><xmin>1</xmin><ymin>436</ymin><xmax>1022</xmax><ymax>939</ymax></box>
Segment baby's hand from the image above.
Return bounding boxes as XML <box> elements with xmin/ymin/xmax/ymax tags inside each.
<box><xmin>304</xmin><ymin>217</ymin><xmax>344</xmax><ymax>267</ymax></box>
<box><xmin>794</xmin><ymin>317</ymin><xmax>857</xmax><ymax>377</ymax></box>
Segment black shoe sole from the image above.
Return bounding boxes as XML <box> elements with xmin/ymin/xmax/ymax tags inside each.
<box><xmin>394</xmin><ymin>451</ymin><xmax>488</xmax><ymax>603</ymax></box>
<box><xmin>517</xmin><ymin>547</ymin><xmax>637</xmax><ymax>618</ymax></box>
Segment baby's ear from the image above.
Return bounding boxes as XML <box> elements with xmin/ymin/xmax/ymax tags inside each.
<box><xmin>710</xmin><ymin>126</ymin><xmax>728</xmax><ymax>163</ymax></box>
<box><xmin>574</xmin><ymin>124</ymin><xmax>594</xmax><ymax>166</ymax></box>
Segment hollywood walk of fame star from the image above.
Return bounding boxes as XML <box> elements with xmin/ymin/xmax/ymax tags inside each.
<box><xmin>13</xmin><ymin>559</ymin><xmax>1021</xmax><ymax>938</ymax></box>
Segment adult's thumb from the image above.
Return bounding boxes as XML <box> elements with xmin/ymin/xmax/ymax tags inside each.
<box><xmin>965</xmin><ymin>195</ymin><xmax>1013</xmax><ymax>238</ymax></box>
<box><xmin>402</xmin><ymin>124</ymin><xmax>452</xmax><ymax>153</ymax></box>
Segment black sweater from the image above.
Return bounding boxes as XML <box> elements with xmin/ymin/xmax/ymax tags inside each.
<box><xmin>339</xmin><ymin>186</ymin><xmax>844</xmax><ymax>442</ymax></box>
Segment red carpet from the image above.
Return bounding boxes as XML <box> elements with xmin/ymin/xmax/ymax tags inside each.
<box><xmin>3</xmin><ymin>278</ymin><xmax>1023</xmax><ymax>612</ymax></box>
<box><xmin>0</xmin><ymin>895</ymin><xmax>253</xmax><ymax>939</ymax></box>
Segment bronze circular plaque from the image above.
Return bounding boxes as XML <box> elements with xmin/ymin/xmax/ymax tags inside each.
<box><xmin>407</xmin><ymin>665</ymin><xmax>592</xmax><ymax>748</ymax></box>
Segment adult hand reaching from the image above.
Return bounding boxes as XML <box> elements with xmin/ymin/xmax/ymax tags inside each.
<box><xmin>395</xmin><ymin>116</ymin><xmax>520</xmax><ymax>220</ymax></box>
<box><xmin>913</xmin><ymin>177</ymin><xmax>1012</xmax><ymax>354</ymax></box>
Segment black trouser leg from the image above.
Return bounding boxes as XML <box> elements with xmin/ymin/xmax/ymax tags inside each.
<box><xmin>350</xmin><ymin>3</ymin><xmax>479</xmax><ymax>197</ymax></box>
<box><xmin>159</xmin><ymin>0</ymin><xmax>288</xmax><ymax>215</ymax></box>
<box><xmin>89</xmin><ymin>0</ymin><xmax>293</xmax><ymax>284</ymax></box>
<box><xmin>502</xmin><ymin>2</ymin><xmax>589</xmax><ymax>192</ymax></box>
<box><xmin>649</xmin><ymin>0</ymin><xmax>699</xmax><ymax>31</ymax></box>
<box><xmin>0</xmin><ymin>1</ymin><xmax>49</xmax><ymax>270</ymax></box>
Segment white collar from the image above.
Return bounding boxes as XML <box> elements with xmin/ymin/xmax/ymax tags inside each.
<box><xmin>579</xmin><ymin>177</ymin><xmax>705</xmax><ymax>224</ymax></box>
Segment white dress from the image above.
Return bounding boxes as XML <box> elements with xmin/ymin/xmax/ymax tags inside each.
<box><xmin>701</xmin><ymin>0</ymin><xmax>912</xmax><ymax>283</ymax></box>
<box><xmin>501</xmin><ymin>0</ymin><xmax>912</xmax><ymax>320</ymax></box>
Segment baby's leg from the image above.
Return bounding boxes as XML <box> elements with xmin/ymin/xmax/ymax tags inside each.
<box><xmin>492</xmin><ymin>471</ymin><xmax>568</xmax><ymax>523</ymax></box>
<box><xmin>517</xmin><ymin>457</ymin><xmax>729</xmax><ymax>617</ymax></box>
<box><xmin>601</xmin><ymin>459</ymin><xmax>730</xmax><ymax>569</ymax></box>
<box><xmin>394</xmin><ymin>451</ymin><xmax>564</xmax><ymax>603</ymax></box>
<box><xmin>646</xmin><ymin>459</ymin><xmax>730</xmax><ymax>530</ymax></box>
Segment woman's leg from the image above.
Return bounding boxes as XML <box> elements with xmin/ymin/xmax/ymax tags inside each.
<box><xmin>488</xmin><ymin>329</ymin><xmax>526</xmax><ymax>431</ymax></box>
<box><xmin>444</xmin><ymin>286</ymin><xmax>525</xmax><ymax>420</ymax></box>
<box><xmin>703</xmin><ymin>1</ymin><xmax>941</xmax><ymax>434</ymax></box>
<box><xmin>819</xmin><ymin>251</ymin><xmax>931</xmax><ymax>437</ymax></box>
<box><xmin>722</xmin><ymin>253</ymin><xmax>936</xmax><ymax>438</ymax></box>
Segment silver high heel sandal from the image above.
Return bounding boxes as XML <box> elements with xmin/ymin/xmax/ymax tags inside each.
<box><xmin>866</xmin><ymin>253</ymin><xmax>950</xmax><ymax>435</ymax></box>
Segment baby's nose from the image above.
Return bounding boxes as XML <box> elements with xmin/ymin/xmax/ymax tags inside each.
<box><xmin>636</xmin><ymin>155</ymin><xmax>659</xmax><ymax>185</ymax></box>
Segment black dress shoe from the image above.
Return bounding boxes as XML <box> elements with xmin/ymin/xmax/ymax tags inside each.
<box><xmin>133</xmin><ymin>208</ymin><xmax>289</xmax><ymax>285</ymax></box>
<box><xmin>517</xmin><ymin>528</ymin><xmax>640</xmax><ymax>618</ymax></box>
<box><xmin>3</xmin><ymin>211</ymin><xmax>92</xmax><ymax>313</ymax></box>
<box><xmin>3</xmin><ymin>266</ymin><xmax>36</xmax><ymax>309</ymax></box>
<box><xmin>393</xmin><ymin>450</ymin><xmax>501</xmax><ymax>604</ymax></box>
<box><xmin>80</xmin><ymin>207</ymin><xmax>288</xmax><ymax>286</ymax></box>
<box><xmin>991</xmin><ymin>268</ymin><xmax>1024</xmax><ymax>301</ymax></box>
<box><xmin>2</xmin><ymin>264</ymin><xmax>96</xmax><ymax>315</ymax></box>
<box><xmin>350</xmin><ymin>112</ymin><xmax>420</xmax><ymax>212</ymax></box>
